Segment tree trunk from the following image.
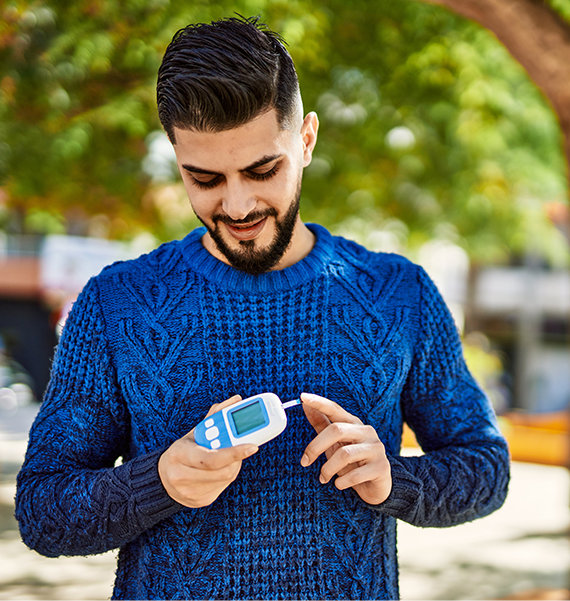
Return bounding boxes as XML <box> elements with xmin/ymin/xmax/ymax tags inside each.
<box><xmin>419</xmin><ymin>0</ymin><xmax>570</xmax><ymax>196</ymax></box>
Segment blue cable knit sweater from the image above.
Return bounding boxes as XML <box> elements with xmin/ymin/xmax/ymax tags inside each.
<box><xmin>16</xmin><ymin>224</ymin><xmax>509</xmax><ymax>600</ymax></box>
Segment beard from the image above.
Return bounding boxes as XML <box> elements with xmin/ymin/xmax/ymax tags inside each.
<box><xmin>196</xmin><ymin>181</ymin><xmax>302</xmax><ymax>275</ymax></box>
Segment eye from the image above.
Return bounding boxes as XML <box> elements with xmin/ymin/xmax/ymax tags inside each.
<box><xmin>189</xmin><ymin>174</ymin><xmax>222</xmax><ymax>190</ymax></box>
<box><xmin>247</xmin><ymin>162</ymin><xmax>281</xmax><ymax>181</ymax></box>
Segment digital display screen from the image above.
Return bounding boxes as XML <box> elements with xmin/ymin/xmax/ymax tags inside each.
<box><xmin>230</xmin><ymin>401</ymin><xmax>267</xmax><ymax>436</ymax></box>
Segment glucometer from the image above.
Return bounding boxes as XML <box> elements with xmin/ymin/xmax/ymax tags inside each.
<box><xmin>194</xmin><ymin>392</ymin><xmax>301</xmax><ymax>450</ymax></box>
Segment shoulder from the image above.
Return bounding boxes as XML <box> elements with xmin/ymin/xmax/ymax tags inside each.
<box><xmin>329</xmin><ymin>230</ymin><xmax>422</xmax><ymax>289</ymax></box>
<box><xmin>95</xmin><ymin>237</ymin><xmax>184</xmax><ymax>282</ymax></box>
<box><xmin>307</xmin><ymin>228</ymin><xmax>427</xmax><ymax>317</ymax></box>
<box><xmin>81</xmin><ymin>232</ymin><xmax>202</xmax><ymax>315</ymax></box>
<box><xmin>330</xmin><ymin>230</ymin><xmax>414</xmax><ymax>269</ymax></box>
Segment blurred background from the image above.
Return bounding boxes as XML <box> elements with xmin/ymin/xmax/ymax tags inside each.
<box><xmin>0</xmin><ymin>0</ymin><xmax>568</xmax><ymax>599</ymax></box>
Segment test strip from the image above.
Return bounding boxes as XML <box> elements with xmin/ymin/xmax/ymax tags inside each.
<box><xmin>282</xmin><ymin>398</ymin><xmax>301</xmax><ymax>410</ymax></box>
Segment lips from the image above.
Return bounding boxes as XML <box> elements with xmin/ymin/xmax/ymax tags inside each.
<box><xmin>224</xmin><ymin>217</ymin><xmax>267</xmax><ymax>241</ymax></box>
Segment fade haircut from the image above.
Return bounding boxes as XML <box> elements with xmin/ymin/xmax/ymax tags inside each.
<box><xmin>157</xmin><ymin>15</ymin><xmax>301</xmax><ymax>142</ymax></box>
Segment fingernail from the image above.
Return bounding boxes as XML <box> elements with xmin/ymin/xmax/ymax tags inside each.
<box><xmin>245</xmin><ymin>446</ymin><xmax>258</xmax><ymax>457</ymax></box>
<box><xmin>319</xmin><ymin>474</ymin><xmax>326</xmax><ymax>484</ymax></box>
<box><xmin>300</xmin><ymin>454</ymin><xmax>310</xmax><ymax>467</ymax></box>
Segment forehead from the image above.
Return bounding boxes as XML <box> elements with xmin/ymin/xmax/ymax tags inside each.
<box><xmin>172</xmin><ymin>109</ymin><xmax>295</xmax><ymax>170</ymax></box>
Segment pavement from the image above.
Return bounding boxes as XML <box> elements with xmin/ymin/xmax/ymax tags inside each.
<box><xmin>1</xmin><ymin>404</ymin><xmax>569</xmax><ymax>601</ymax></box>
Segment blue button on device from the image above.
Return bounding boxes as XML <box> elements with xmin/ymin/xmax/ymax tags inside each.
<box><xmin>194</xmin><ymin>392</ymin><xmax>300</xmax><ymax>449</ymax></box>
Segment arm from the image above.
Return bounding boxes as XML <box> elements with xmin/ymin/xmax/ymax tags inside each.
<box><xmin>379</xmin><ymin>266</ymin><xmax>510</xmax><ymax>527</ymax></box>
<box><xmin>15</xmin><ymin>278</ymin><xmax>182</xmax><ymax>557</ymax></box>
<box><xmin>301</xmin><ymin>266</ymin><xmax>509</xmax><ymax>528</ymax></box>
<box><xmin>16</xmin><ymin>278</ymin><xmax>260</xmax><ymax>557</ymax></box>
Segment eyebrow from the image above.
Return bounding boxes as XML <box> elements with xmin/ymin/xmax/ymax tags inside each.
<box><xmin>181</xmin><ymin>154</ymin><xmax>282</xmax><ymax>176</ymax></box>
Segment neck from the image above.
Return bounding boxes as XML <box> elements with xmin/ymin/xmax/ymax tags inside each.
<box><xmin>273</xmin><ymin>219</ymin><xmax>315</xmax><ymax>270</ymax></box>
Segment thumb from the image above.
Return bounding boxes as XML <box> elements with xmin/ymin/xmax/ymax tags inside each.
<box><xmin>204</xmin><ymin>394</ymin><xmax>242</xmax><ymax>418</ymax></box>
<box><xmin>187</xmin><ymin>394</ymin><xmax>243</xmax><ymax>441</ymax></box>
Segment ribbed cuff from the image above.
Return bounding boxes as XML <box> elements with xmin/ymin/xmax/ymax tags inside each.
<box><xmin>368</xmin><ymin>455</ymin><xmax>423</xmax><ymax>518</ymax></box>
<box><xmin>126</xmin><ymin>448</ymin><xmax>186</xmax><ymax>526</ymax></box>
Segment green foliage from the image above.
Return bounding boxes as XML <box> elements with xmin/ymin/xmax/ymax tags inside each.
<box><xmin>546</xmin><ymin>0</ymin><xmax>570</xmax><ymax>22</ymax></box>
<box><xmin>299</xmin><ymin>0</ymin><xmax>568</xmax><ymax>264</ymax></box>
<box><xmin>0</xmin><ymin>0</ymin><xmax>568</xmax><ymax>264</ymax></box>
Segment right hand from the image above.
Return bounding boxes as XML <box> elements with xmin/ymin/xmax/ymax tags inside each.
<box><xmin>158</xmin><ymin>395</ymin><xmax>259</xmax><ymax>508</ymax></box>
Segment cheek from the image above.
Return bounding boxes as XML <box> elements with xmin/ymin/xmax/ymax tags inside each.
<box><xmin>180</xmin><ymin>177</ymin><xmax>215</xmax><ymax>218</ymax></box>
<box><xmin>270</xmin><ymin>166</ymin><xmax>300</xmax><ymax>201</ymax></box>
<box><xmin>185</xmin><ymin>190</ymin><xmax>215</xmax><ymax>221</ymax></box>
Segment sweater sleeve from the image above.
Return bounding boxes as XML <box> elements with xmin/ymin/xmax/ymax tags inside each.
<box><xmin>15</xmin><ymin>277</ymin><xmax>183</xmax><ymax>557</ymax></box>
<box><xmin>377</xmin><ymin>266</ymin><xmax>510</xmax><ymax>527</ymax></box>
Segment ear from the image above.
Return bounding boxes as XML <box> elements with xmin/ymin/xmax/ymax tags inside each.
<box><xmin>300</xmin><ymin>112</ymin><xmax>319</xmax><ymax>167</ymax></box>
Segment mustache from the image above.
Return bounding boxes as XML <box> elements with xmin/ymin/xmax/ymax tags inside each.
<box><xmin>213</xmin><ymin>209</ymin><xmax>278</xmax><ymax>226</ymax></box>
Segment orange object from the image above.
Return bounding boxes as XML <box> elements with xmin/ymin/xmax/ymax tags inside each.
<box><xmin>402</xmin><ymin>412</ymin><xmax>570</xmax><ymax>467</ymax></box>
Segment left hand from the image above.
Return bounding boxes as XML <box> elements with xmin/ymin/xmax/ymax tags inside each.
<box><xmin>300</xmin><ymin>392</ymin><xmax>392</xmax><ymax>505</ymax></box>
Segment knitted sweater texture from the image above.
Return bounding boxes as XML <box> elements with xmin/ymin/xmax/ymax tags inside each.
<box><xmin>16</xmin><ymin>224</ymin><xmax>509</xmax><ymax>600</ymax></box>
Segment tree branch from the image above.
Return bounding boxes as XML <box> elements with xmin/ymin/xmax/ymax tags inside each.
<box><xmin>420</xmin><ymin>0</ymin><xmax>570</xmax><ymax>179</ymax></box>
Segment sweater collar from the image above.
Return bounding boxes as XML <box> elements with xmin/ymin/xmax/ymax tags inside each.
<box><xmin>179</xmin><ymin>223</ymin><xmax>334</xmax><ymax>292</ymax></box>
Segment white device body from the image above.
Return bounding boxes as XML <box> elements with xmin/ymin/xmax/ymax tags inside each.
<box><xmin>194</xmin><ymin>392</ymin><xmax>288</xmax><ymax>450</ymax></box>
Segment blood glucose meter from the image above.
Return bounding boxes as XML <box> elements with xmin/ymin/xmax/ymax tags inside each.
<box><xmin>194</xmin><ymin>392</ymin><xmax>300</xmax><ymax>450</ymax></box>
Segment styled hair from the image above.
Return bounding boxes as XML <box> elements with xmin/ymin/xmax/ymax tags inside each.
<box><xmin>156</xmin><ymin>15</ymin><xmax>300</xmax><ymax>141</ymax></box>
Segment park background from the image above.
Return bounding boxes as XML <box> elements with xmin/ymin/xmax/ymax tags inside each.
<box><xmin>0</xmin><ymin>0</ymin><xmax>569</xmax><ymax>599</ymax></box>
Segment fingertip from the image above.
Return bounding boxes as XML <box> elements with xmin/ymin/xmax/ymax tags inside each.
<box><xmin>243</xmin><ymin>445</ymin><xmax>259</xmax><ymax>458</ymax></box>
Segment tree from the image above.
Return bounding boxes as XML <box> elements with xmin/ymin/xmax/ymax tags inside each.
<box><xmin>418</xmin><ymin>0</ymin><xmax>570</xmax><ymax>191</ymax></box>
<box><xmin>0</xmin><ymin>0</ymin><xmax>567</xmax><ymax>265</ymax></box>
<box><xmin>298</xmin><ymin>0</ymin><xmax>568</xmax><ymax>263</ymax></box>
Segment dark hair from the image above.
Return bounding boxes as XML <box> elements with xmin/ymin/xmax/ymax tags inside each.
<box><xmin>156</xmin><ymin>15</ymin><xmax>300</xmax><ymax>141</ymax></box>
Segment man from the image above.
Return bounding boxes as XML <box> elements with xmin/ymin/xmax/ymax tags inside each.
<box><xmin>16</xmin><ymin>15</ymin><xmax>509</xmax><ymax>600</ymax></box>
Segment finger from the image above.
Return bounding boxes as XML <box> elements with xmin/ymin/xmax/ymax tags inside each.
<box><xmin>180</xmin><ymin>437</ymin><xmax>258</xmax><ymax>470</ymax></box>
<box><xmin>302</xmin><ymin>403</ymin><xmax>332</xmax><ymax>435</ymax></box>
<box><xmin>319</xmin><ymin>441</ymin><xmax>382</xmax><ymax>483</ymax></box>
<box><xmin>188</xmin><ymin>460</ymin><xmax>244</xmax><ymax>484</ymax></box>
<box><xmin>301</xmin><ymin>423</ymin><xmax>378</xmax><ymax>467</ymax></box>
<box><xmin>204</xmin><ymin>394</ymin><xmax>243</xmax><ymax>418</ymax></box>
<box><xmin>301</xmin><ymin>393</ymin><xmax>363</xmax><ymax>425</ymax></box>
<box><xmin>334</xmin><ymin>461</ymin><xmax>390</xmax><ymax>492</ymax></box>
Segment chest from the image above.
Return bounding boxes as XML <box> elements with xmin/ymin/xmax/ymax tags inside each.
<box><xmin>107</xmin><ymin>275</ymin><xmax>415</xmax><ymax>452</ymax></box>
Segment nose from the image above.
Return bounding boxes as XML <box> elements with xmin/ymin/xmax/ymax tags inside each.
<box><xmin>222</xmin><ymin>178</ymin><xmax>257</xmax><ymax>221</ymax></box>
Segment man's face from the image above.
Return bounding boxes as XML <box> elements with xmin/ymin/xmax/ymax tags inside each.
<box><xmin>172</xmin><ymin>109</ymin><xmax>317</xmax><ymax>274</ymax></box>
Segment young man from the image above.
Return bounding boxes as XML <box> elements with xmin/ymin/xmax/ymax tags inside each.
<box><xmin>16</xmin><ymin>16</ymin><xmax>509</xmax><ymax>600</ymax></box>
